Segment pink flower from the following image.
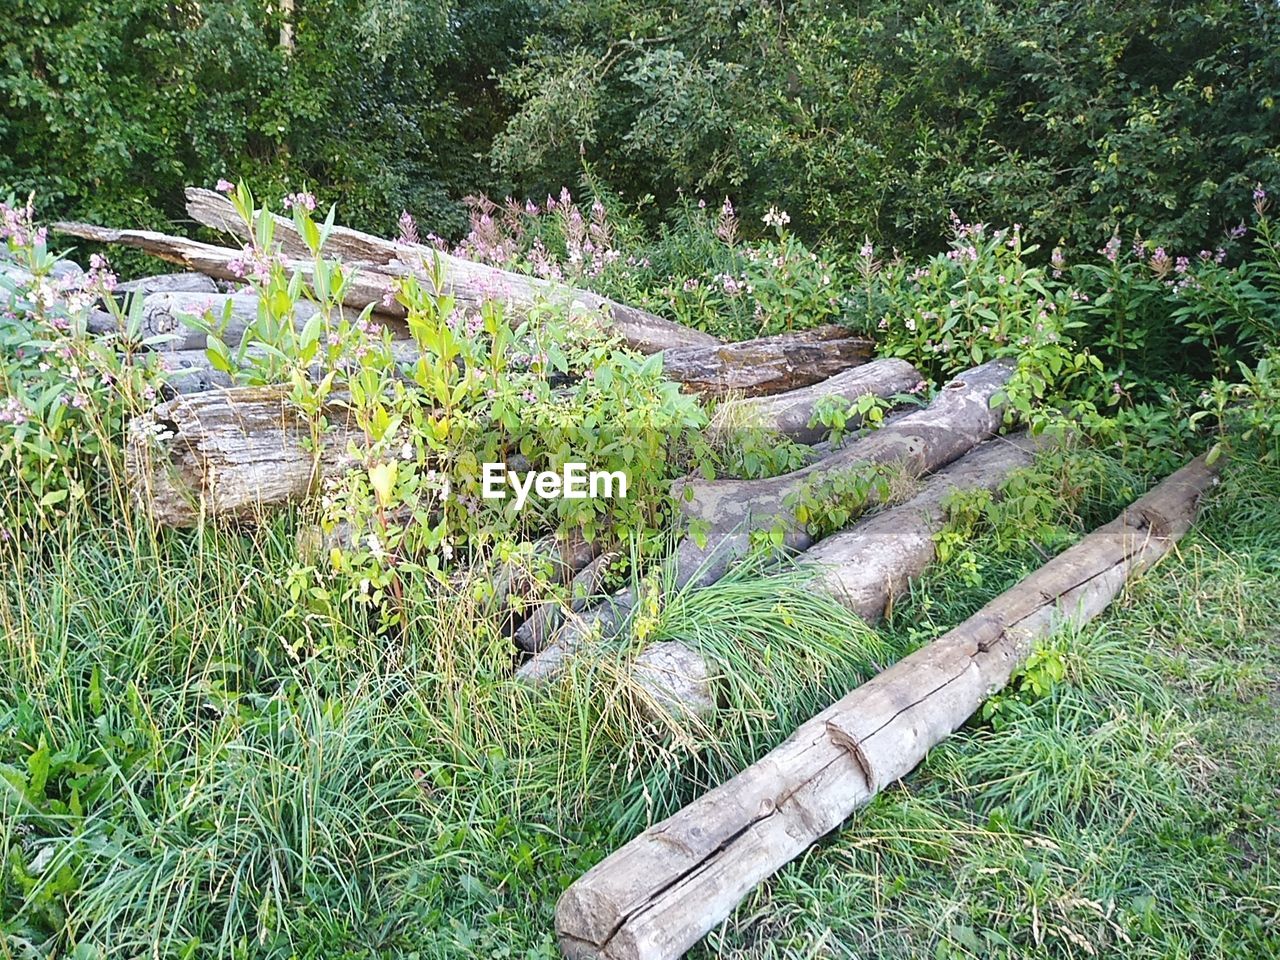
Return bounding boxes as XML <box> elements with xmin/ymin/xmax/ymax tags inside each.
<box><xmin>283</xmin><ymin>191</ymin><xmax>317</xmax><ymax>212</ymax></box>
<box><xmin>216</xmin><ymin>179</ymin><xmax>235</xmax><ymax>193</ymax></box>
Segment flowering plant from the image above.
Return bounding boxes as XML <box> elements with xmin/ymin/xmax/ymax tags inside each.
<box><xmin>0</xmin><ymin>196</ymin><xmax>161</xmax><ymax>532</ymax></box>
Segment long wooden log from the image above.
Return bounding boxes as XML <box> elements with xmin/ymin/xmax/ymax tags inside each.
<box><xmin>517</xmin><ymin>360</ymin><xmax>1015</xmax><ymax>683</ymax></box>
<box><xmin>554</xmin><ymin>455</ymin><xmax>1218</xmax><ymax>960</ymax></box>
<box><xmin>714</xmin><ymin>358</ymin><xmax>923</xmax><ymax>442</ymax></box>
<box><xmin>144</xmin><ymin>323</ymin><xmax>896</xmax><ymax>400</ymax></box>
<box><xmin>138</xmin><ymin>291</ymin><xmax>405</xmax><ymax>350</ymax></box>
<box><xmin>184</xmin><ymin>187</ymin><xmax>719</xmax><ymax>353</ymax></box>
<box><xmin>125</xmin><ymin>387</ymin><xmax>361</xmax><ymax>527</ymax></box>
<box><xmin>670</xmin><ymin>358</ymin><xmax>1016</xmax><ymax>591</ymax></box>
<box><xmin>116</xmin><ymin>271</ymin><xmax>220</xmax><ymax>296</ymax></box>
<box><xmin>659</xmin><ymin>325</ymin><xmax>874</xmax><ymax>398</ymax></box>
<box><xmin>618</xmin><ymin>432</ymin><xmax>1049</xmax><ymax>715</ymax></box>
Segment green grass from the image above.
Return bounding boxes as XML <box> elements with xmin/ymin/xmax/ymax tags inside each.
<box><xmin>701</xmin><ymin>459</ymin><xmax>1280</xmax><ymax>959</ymax></box>
<box><xmin>3</xmin><ymin>451</ymin><xmax>1278</xmax><ymax>959</ymax></box>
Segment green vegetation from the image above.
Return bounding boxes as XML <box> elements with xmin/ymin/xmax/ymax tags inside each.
<box><xmin>4</xmin><ymin>1</ymin><xmax>1280</xmax><ymax>956</ymax></box>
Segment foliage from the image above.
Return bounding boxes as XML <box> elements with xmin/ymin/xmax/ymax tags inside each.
<box><xmin>495</xmin><ymin>0</ymin><xmax>1280</xmax><ymax>258</ymax></box>
<box><xmin>430</xmin><ymin>189</ymin><xmax>844</xmax><ymax>338</ymax></box>
<box><xmin>0</xmin><ymin>0</ymin><xmax>536</xmax><ymax>243</ymax></box>
<box><xmin>0</xmin><ymin>197</ymin><xmax>161</xmax><ymax>532</ymax></box>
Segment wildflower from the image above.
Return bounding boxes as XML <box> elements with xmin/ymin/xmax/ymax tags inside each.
<box><xmin>215</xmin><ymin>179</ymin><xmax>235</xmax><ymax>193</ymax></box>
<box><xmin>1100</xmin><ymin>235</ymin><xmax>1121</xmax><ymax>263</ymax></box>
<box><xmin>1254</xmin><ymin>185</ymin><xmax>1270</xmax><ymax>215</ymax></box>
<box><xmin>1228</xmin><ymin>222</ymin><xmax>1248</xmax><ymax>240</ymax></box>
<box><xmin>1175</xmin><ymin>256</ymin><xmax>1191</xmax><ymax>274</ymax></box>
<box><xmin>397</xmin><ymin>211</ymin><xmax>419</xmax><ymax>246</ymax></box>
<box><xmin>859</xmin><ymin>238</ymin><xmax>874</xmax><ymax>260</ymax></box>
<box><xmin>762</xmin><ymin>206</ymin><xmax>790</xmax><ymax>229</ymax></box>
<box><xmin>282</xmin><ymin>191</ymin><xmax>318</xmax><ymax>212</ymax></box>
<box><xmin>1149</xmin><ymin>247</ymin><xmax>1171</xmax><ymax>277</ymax></box>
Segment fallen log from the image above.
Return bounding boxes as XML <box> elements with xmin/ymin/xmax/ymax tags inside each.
<box><xmin>52</xmin><ymin>221</ymin><xmax>403</xmax><ymax>323</ymax></box>
<box><xmin>116</xmin><ymin>272</ymin><xmax>220</xmax><ymax>296</ymax></box>
<box><xmin>620</xmin><ymin>432</ymin><xmax>1049</xmax><ymax>715</ymax></box>
<box><xmin>513</xmin><ymin>550</ymin><xmax>619</xmax><ymax>652</ymax></box>
<box><xmin>805</xmin><ymin>431</ymin><xmax>1047</xmax><ymax>620</ymax></box>
<box><xmin>138</xmin><ymin>290</ymin><xmax>401</xmax><ymax>350</ymax></box>
<box><xmin>659</xmin><ymin>325</ymin><xmax>874</xmax><ymax>399</ymax></box>
<box><xmin>145</xmin><ymin>321</ymin><xmax>893</xmax><ymax>401</ymax></box>
<box><xmin>713</xmin><ymin>358</ymin><xmax>923</xmax><ymax>443</ymax></box>
<box><xmin>517</xmin><ymin>360</ymin><xmax>1015</xmax><ymax>683</ymax></box>
<box><xmin>554</xmin><ymin>454</ymin><xmax>1218</xmax><ymax>960</ymax></box>
<box><xmin>184</xmin><ymin>187</ymin><xmax>719</xmax><ymax>353</ymax></box>
<box><xmin>670</xmin><ymin>357</ymin><xmax>1016</xmax><ymax>591</ymax></box>
<box><xmin>125</xmin><ymin>386</ymin><xmax>361</xmax><ymax>526</ymax></box>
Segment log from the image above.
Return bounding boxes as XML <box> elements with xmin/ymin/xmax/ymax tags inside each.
<box><xmin>125</xmin><ymin>386</ymin><xmax>361</xmax><ymax>527</ymax></box>
<box><xmin>144</xmin><ymin>319</ymin><xmax>887</xmax><ymax>401</ymax></box>
<box><xmin>513</xmin><ymin>550</ymin><xmax>618</xmax><ymax>652</ymax></box>
<box><xmin>138</xmin><ymin>291</ymin><xmax>398</xmax><ymax>350</ymax></box>
<box><xmin>805</xmin><ymin>431</ymin><xmax>1047</xmax><ymax>620</ymax></box>
<box><xmin>620</xmin><ymin>432</ymin><xmax>1049</xmax><ymax>716</ymax></box>
<box><xmin>713</xmin><ymin>358</ymin><xmax>923</xmax><ymax>443</ymax></box>
<box><xmin>659</xmin><ymin>325</ymin><xmax>874</xmax><ymax>399</ymax></box>
<box><xmin>517</xmin><ymin>360</ymin><xmax>1015</xmax><ymax>683</ymax></box>
<box><xmin>670</xmin><ymin>358</ymin><xmax>1016</xmax><ymax>591</ymax></box>
<box><xmin>116</xmin><ymin>272</ymin><xmax>220</xmax><ymax>296</ymax></box>
<box><xmin>52</xmin><ymin>221</ymin><xmax>404</xmax><ymax>324</ymax></box>
<box><xmin>184</xmin><ymin>187</ymin><xmax>720</xmax><ymax>353</ymax></box>
<box><xmin>554</xmin><ymin>455</ymin><xmax>1218</xmax><ymax>960</ymax></box>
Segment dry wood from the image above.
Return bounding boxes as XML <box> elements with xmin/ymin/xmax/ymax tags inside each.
<box><xmin>138</xmin><ymin>290</ymin><xmax>403</xmax><ymax>350</ymax></box>
<box><xmin>125</xmin><ymin>386</ymin><xmax>361</xmax><ymax>527</ymax></box>
<box><xmin>659</xmin><ymin>325</ymin><xmax>874</xmax><ymax>398</ymax></box>
<box><xmin>554</xmin><ymin>455</ymin><xmax>1218</xmax><ymax>960</ymax></box>
<box><xmin>616</xmin><ymin>432</ymin><xmax>1048</xmax><ymax>715</ymax></box>
<box><xmin>184</xmin><ymin>187</ymin><xmax>719</xmax><ymax>353</ymax></box>
<box><xmin>116</xmin><ymin>272</ymin><xmax>220</xmax><ymax>296</ymax></box>
<box><xmin>714</xmin><ymin>358</ymin><xmax>923</xmax><ymax>443</ymax></box>
<box><xmin>53</xmin><ymin>220</ymin><xmax>404</xmax><ymax>321</ymax></box>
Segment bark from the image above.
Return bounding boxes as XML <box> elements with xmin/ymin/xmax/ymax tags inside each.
<box><xmin>659</xmin><ymin>325</ymin><xmax>874</xmax><ymax>399</ymax></box>
<box><xmin>554</xmin><ymin>455</ymin><xmax>1218</xmax><ymax>960</ymax></box>
<box><xmin>125</xmin><ymin>386</ymin><xmax>361</xmax><ymax>527</ymax></box>
<box><xmin>183</xmin><ymin>187</ymin><xmax>719</xmax><ymax>353</ymax></box>
<box><xmin>116</xmin><ymin>272</ymin><xmax>220</xmax><ymax>296</ymax></box>
<box><xmin>714</xmin><ymin>358</ymin><xmax>923</xmax><ymax>443</ymax></box>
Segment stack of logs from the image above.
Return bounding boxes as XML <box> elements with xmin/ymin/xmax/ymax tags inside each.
<box><xmin>46</xmin><ymin>191</ymin><xmax>1219</xmax><ymax>960</ymax></box>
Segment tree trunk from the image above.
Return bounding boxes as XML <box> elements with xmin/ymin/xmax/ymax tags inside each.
<box><xmin>554</xmin><ymin>455</ymin><xmax>1218</xmax><ymax>960</ymax></box>
<box><xmin>183</xmin><ymin>187</ymin><xmax>720</xmax><ymax>353</ymax></box>
<box><xmin>125</xmin><ymin>386</ymin><xmax>361</xmax><ymax>527</ymax></box>
<box><xmin>116</xmin><ymin>272</ymin><xmax>220</xmax><ymax>296</ymax></box>
<box><xmin>712</xmin><ymin>358</ymin><xmax>923</xmax><ymax>442</ymax></box>
<box><xmin>659</xmin><ymin>325</ymin><xmax>875</xmax><ymax>398</ymax></box>
<box><xmin>138</xmin><ymin>291</ymin><xmax>403</xmax><ymax>351</ymax></box>
<box><xmin>671</xmin><ymin>358</ymin><xmax>1015</xmax><ymax>591</ymax></box>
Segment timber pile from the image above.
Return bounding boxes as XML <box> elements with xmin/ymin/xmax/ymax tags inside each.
<box><xmin>555</xmin><ymin>455</ymin><xmax>1218</xmax><ymax>960</ymax></box>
